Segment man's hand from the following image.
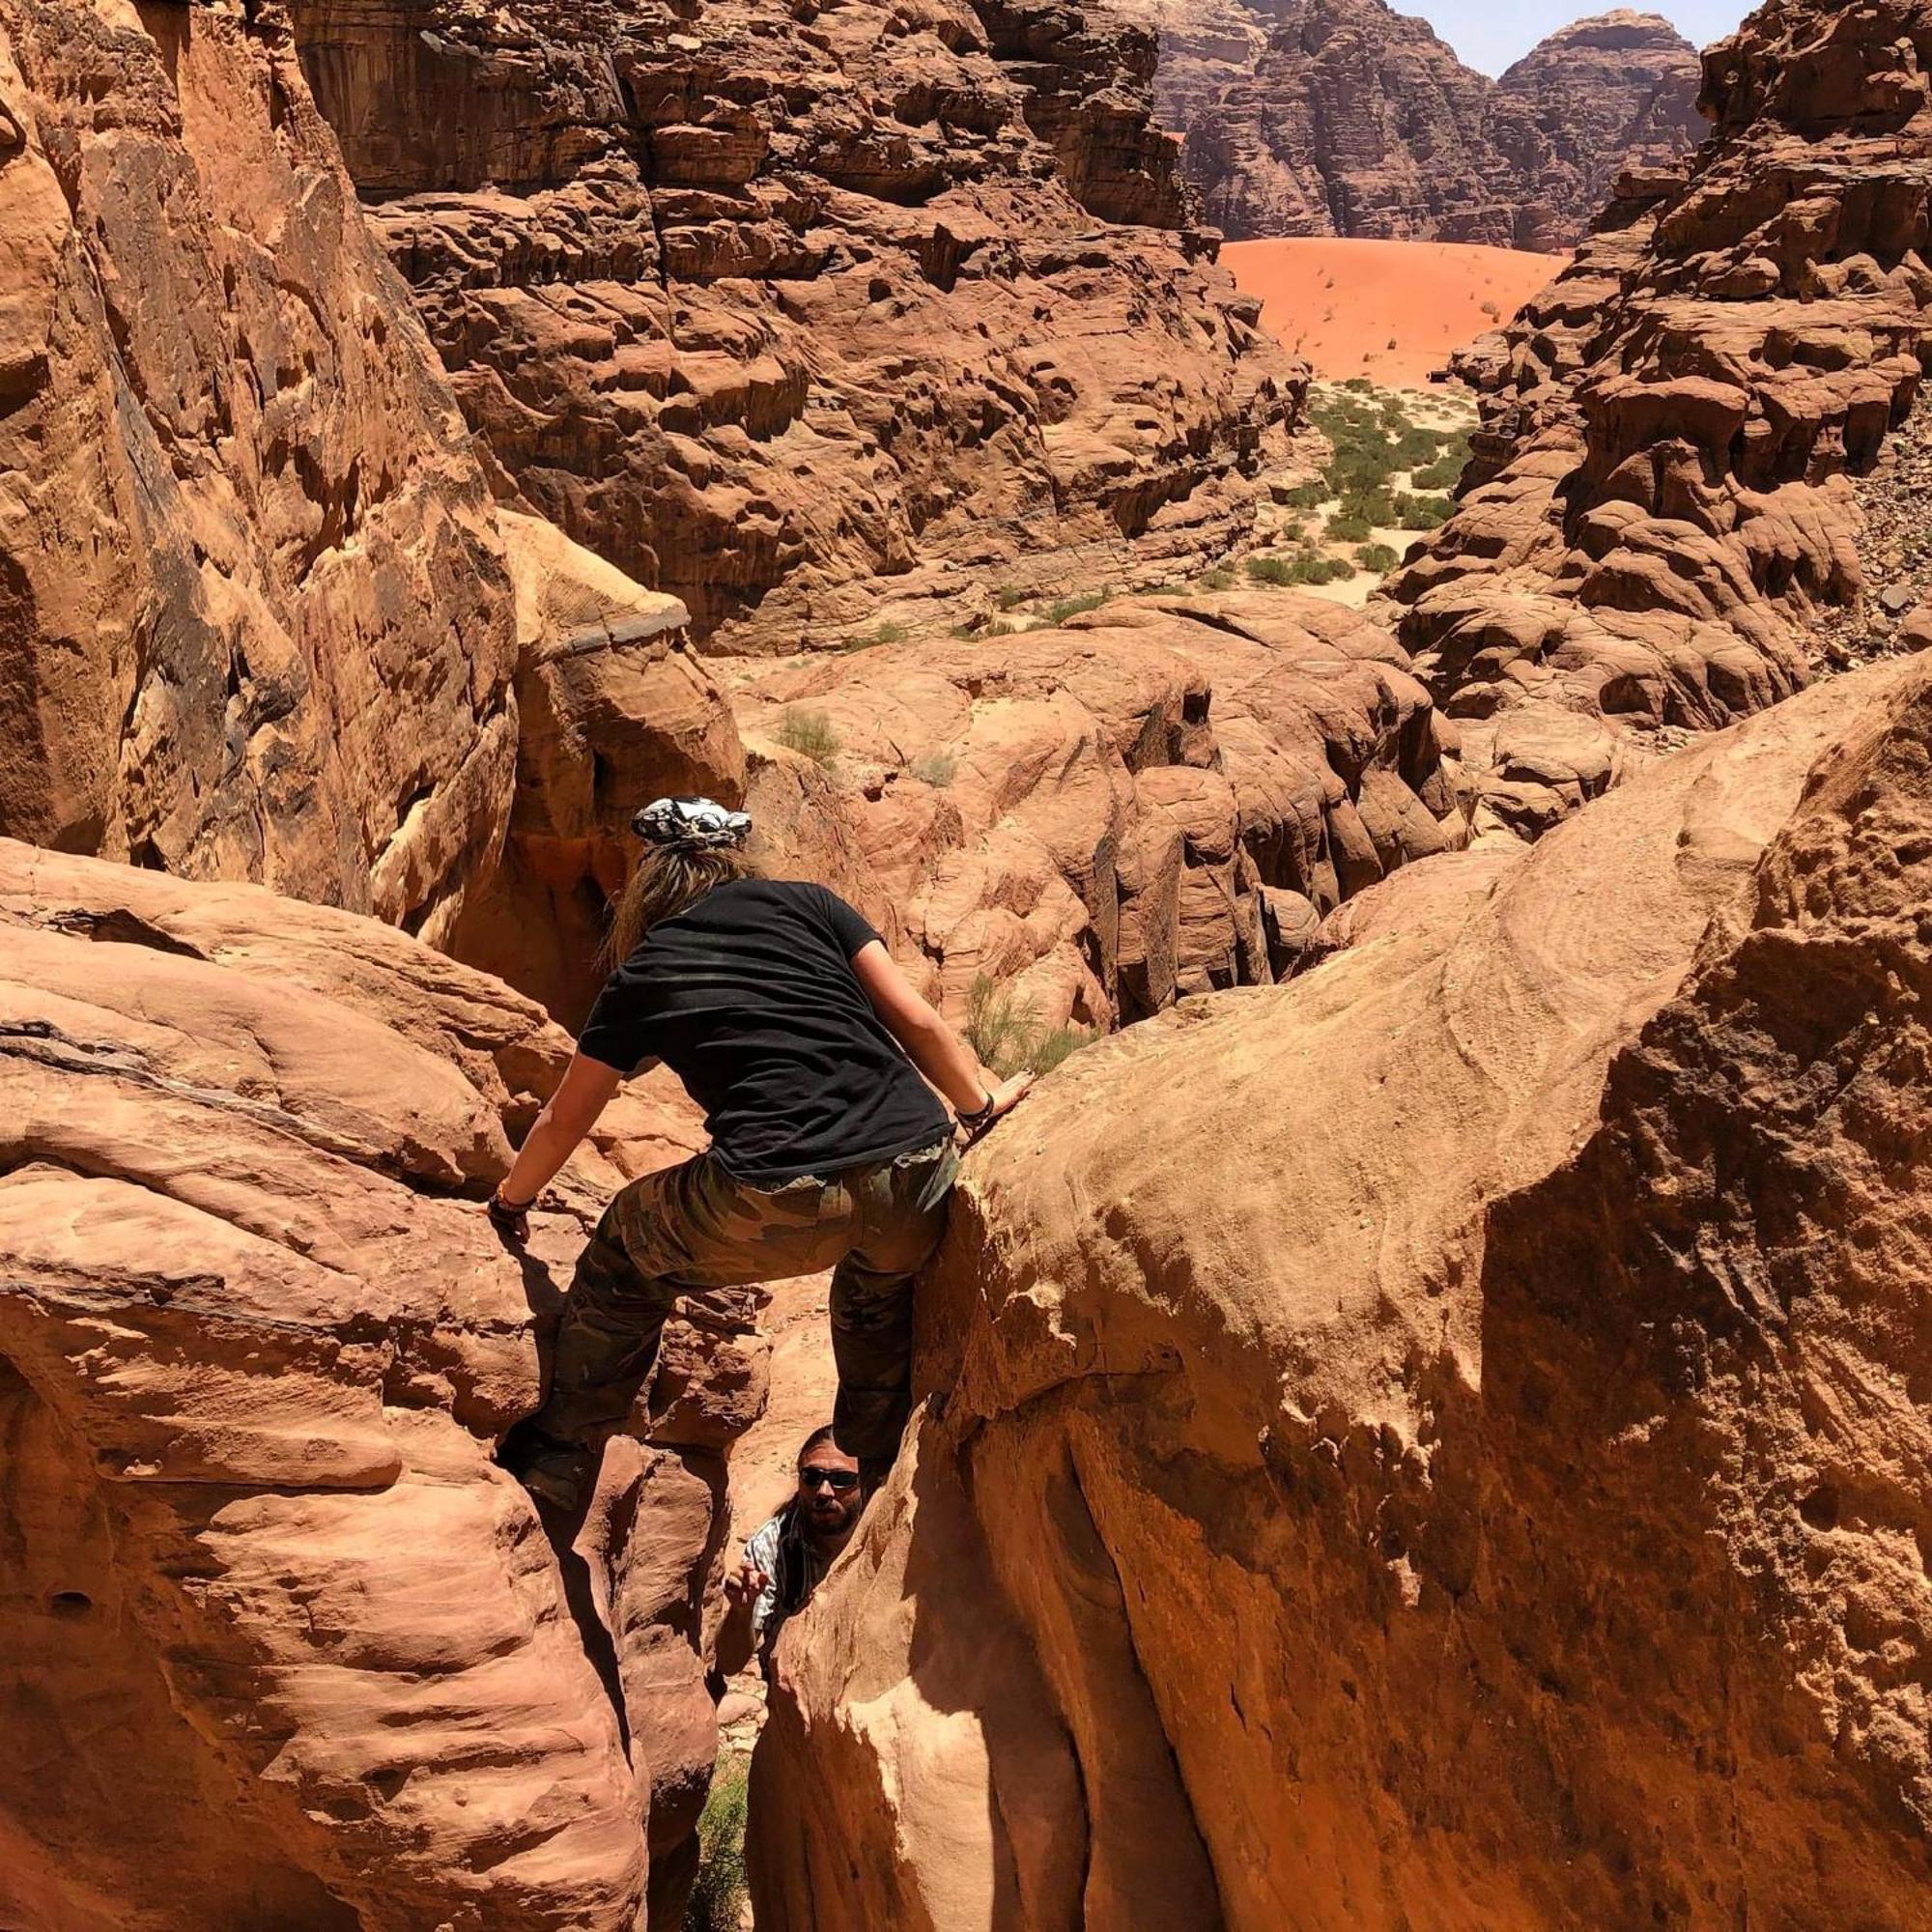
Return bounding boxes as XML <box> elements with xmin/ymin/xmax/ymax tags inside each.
<box><xmin>724</xmin><ymin>1562</ymin><xmax>769</xmax><ymax>1607</ymax></box>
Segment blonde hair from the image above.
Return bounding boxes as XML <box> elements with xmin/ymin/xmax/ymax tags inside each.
<box><xmin>605</xmin><ymin>842</ymin><xmax>755</xmax><ymax>964</ymax></box>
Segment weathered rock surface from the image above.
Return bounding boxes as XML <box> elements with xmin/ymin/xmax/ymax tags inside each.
<box><xmin>0</xmin><ymin>840</ymin><xmax>762</xmax><ymax>1930</ymax></box>
<box><xmin>749</xmin><ymin>646</ymin><xmax>1932</xmax><ymax>1931</ymax></box>
<box><xmin>723</xmin><ymin>588</ymin><xmax>1462</xmax><ymax>1030</ymax></box>
<box><xmin>285</xmin><ymin>0</ymin><xmax>1304</xmax><ymax>651</ymax></box>
<box><xmin>1394</xmin><ymin>0</ymin><xmax>1932</xmax><ymax>838</ymax></box>
<box><xmin>1155</xmin><ymin>1</ymin><xmax>1701</xmax><ymax>248</ymax></box>
<box><xmin>0</xmin><ymin>0</ymin><xmax>519</xmax><ymax>941</ymax></box>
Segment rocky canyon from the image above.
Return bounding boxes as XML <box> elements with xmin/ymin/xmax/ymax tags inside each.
<box><xmin>1139</xmin><ymin>0</ymin><xmax>1707</xmax><ymax>247</ymax></box>
<box><xmin>3</xmin><ymin>0</ymin><xmax>1932</xmax><ymax>1926</ymax></box>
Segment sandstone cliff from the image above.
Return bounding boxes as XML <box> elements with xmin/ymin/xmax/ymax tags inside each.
<box><xmin>749</xmin><ymin>643</ymin><xmax>1932</xmax><ymax>1932</ymax></box>
<box><xmin>0</xmin><ymin>839</ymin><xmax>773</xmax><ymax>1929</ymax></box>
<box><xmin>0</xmin><ymin>0</ymin><xmax>518</xmax><ymax>938</ymax></box>
<box><xmin>1393</xmin><ymin>0</ymin><xmax>1932</xmax><ymax>837</ymax></box>
<box><xmin>1159</xmin><ymin>1</ymin><xmax>1702</xmax><ymax>247</ymax></box>
<box><xmin>284</xmin><ymin>0</ymin><xmax>1304</xmax><ymax>650</ymax></box>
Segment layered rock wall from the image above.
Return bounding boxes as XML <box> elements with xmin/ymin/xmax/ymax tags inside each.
<box><xmin>1394</xmin><ymin>0</ymin><xmax>1932</xmax><ymax>836</ymax></box>
<box><xmin>722</xmin><ymin>587</ymin><xmax>1462</xmax><ymax>1031</ymax></box>
<box><xmin>749</xmin><ymin>646</ymin><xmax>1932</xmax><ymax>1932</ymax></box>
<box><xmin>286</xmin><ymin>0</ymin><xmax>1304</xmax><ymax>651</ymax></box>
<box><xmin>0</xmin><ymin>0</ymin><xmax>519</xmax><ymax>941</ymax></box>
<box><xmin>1157</xmin><ymin>1</ymin><xmax>1702</xmax><ymax>247</ymax></box>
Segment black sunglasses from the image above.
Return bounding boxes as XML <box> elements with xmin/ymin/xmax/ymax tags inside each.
<box><xmin>800</xmin><ymin>1466</ymin><xmax>859</xmax><ymax>1492</ymax></box>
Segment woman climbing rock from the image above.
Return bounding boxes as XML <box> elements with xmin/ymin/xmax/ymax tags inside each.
<box><xmin>491</xmin><ymin>795</ymin><xmax>1034</xmax><ymax>1514</ymax></box>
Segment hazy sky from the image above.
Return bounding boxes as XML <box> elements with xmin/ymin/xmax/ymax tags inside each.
<box><xmin>1428</xmin><ymin>3</ymin><xmax>1754</xmax><ymax>76</ymax></box>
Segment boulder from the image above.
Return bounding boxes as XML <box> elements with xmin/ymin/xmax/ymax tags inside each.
<box><xmin>0</xmin><ymin>839</ymin><xmax>759</xmax><ymax>1930</ymax></box>
<box><xmin>749</xmin><ymin>648</ymin><xmax>1932</xmax><ymax>1931</ymax></box>
<box><xmin>721</xmin><ymin>589</ymin><xmax>1463</xmax><ymax>1031</ymax></box>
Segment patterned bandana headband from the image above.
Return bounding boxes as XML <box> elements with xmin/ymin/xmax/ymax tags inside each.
<box><xmin>632</xmin><ymin>795</ymin><xmax>753</xmax><ymax>850</ymax></box>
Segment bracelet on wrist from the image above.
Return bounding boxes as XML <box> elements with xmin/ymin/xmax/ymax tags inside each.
<box><xmin>957</xmin><ymin>1092</ymin><xmax>995</xmax><ymax>1126</ymax></box>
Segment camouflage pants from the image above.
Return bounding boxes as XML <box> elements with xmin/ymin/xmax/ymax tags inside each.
<box><xmin>519</xmin><ymin>1140</ymin><xmax>957</xmax><ymax>1501</ymax></box>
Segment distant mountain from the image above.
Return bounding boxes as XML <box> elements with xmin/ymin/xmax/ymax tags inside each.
<box><xmin>1122</xmin><ymin>0</ymin><xmax>1706</xmax><ymax>245</ymax></box>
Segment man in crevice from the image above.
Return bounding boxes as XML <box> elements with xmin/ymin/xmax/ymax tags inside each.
<box><xmin>718</xmin><ymin>1427</ymin><xmax>863</xmax><ymax>1678</ymax></box>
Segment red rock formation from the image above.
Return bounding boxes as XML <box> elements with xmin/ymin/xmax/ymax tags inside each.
<box><xmin>0</xmin><ymin>839</ymin><xmax>762</xmax><ymax>1930</ymax></box>
<box><xmin>0</xmin><ymin>0</ymin><xmax>519</xmax><ymax>939</ymax></box>
<box><xmin>1394</xmin><ymin>0</ymin><xmax>1932</xmax><ymax>837</ymax></box>
<box><xmin>1492</xmin><ymin>12</ymin><xmax>1711</xmax><ymax>251</ymax></box>
<box><xmin>748</xmin><ymin>645</ymin><xmax>1932</xmax><ymax>1932</ymax></box>
<box><xmin>284</xmin><ymin>0</ymin><xmax>1303</xmax><ymax>649</ymax></box>
<box><xmin>1163</xmin><ymin>1</ymin><xmax>1701</xmax><ymax>248</ymax></box>
<box><xmin>721</xmin><ymin>588</ymin><xmax>1462</xmax><ymax>1029</ymax></box>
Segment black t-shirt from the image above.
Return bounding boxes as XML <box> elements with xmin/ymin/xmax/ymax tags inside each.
<box><xmin>578</xmin><ymin>878</ymin><xmax>952</xmax><ymax>1183</ymax></box>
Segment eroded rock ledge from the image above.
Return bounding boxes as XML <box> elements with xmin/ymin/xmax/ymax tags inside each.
<box><xmin>750</xmin><ymin>649</ymin><xmax>1932</xmax><ymax>1931</ymax></box>
<box><xmin>1394</xmin><ymin>0</ymin><xmax>1932</xmax><ymax>836</ymax></box>
<box><xmin>284</xmin><ymin>0</ymin><xmax>1305</xmax><ymax>649</ymax></box>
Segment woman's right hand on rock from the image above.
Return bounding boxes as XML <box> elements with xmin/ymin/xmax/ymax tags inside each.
<box><xmin>986</xmin><ymin>1072</ymin><xmax>1035</xmax><ymax>1120</ymax></box>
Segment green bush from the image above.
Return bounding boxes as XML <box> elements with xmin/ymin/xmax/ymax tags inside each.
<box><xmin>1280</xmin><ymin>479</ymin><xmax>1329</xmax><ymax>509</ymax></box>
<box><xmin>1392</xmin><ymin>493</ymin><xmax>1455</xmax><ymax>530</ymax></box>
<box><xmin>963</xmin><ymin>974</ymin><xmax>1094</xmax><ymax>1078</ymax></box>
<box><xmin>908</xmin><ymin>749</ymin><xmax>957</xmax><ymax>787</ymax></box>
<box><xmin>1245</xmin><ymin>554</ymin><xmax>1296</xmax><ymax>586</ymax></box>
<box><xmin>838</xmin><ymin>621</ymin><xmax>904</xmax><ymax>653</ymax></box>
<box><xmin>1327</xmin><ymin>512</ymin><xmax>1374</xmax><ymax>544</ymax></box>
<box><xmin>1355</xmin><ymin>542</ymin><xmax>1401</xmax><ymax>574</ymax></box>
<box><xmin>1042</xmin><ymin>590</ymin><xmax>1109</xmax><ymax>626</ymax></box>
<box><xmin>1285</xmin><ymin>553</ymin><xmax>1354</xmax><ymax>586</ymax></box>
<box><xmin>685</xmin><ymin>1753</ymin><xmax>750</xmax><ymax>1932</ymax></box>
<box><xmin>1196</xmin><ymin>565</ymin><xmax>1237</xmax><ymax>591</ymax></box>
<box><xmin>1339</xmin><ymin>486</ymin><xmax>1397</xmax><ymax>526</ymax></box>
<box><xmin>1408</xmin><ymin>453</ymin><xmax>1466</xmax><ymax>492</ymax></box>
<box><xmin>995</xmin><ymin>585</ymin><xmax>1030</xmax><ymax>611</ymax></box>
<box><xmin>1028</xmin><ymin>1024</ymin><xmax>1092</xmax><ymax>1076</ymax></box>
<box><xmin>776</xmin><ymin>707</ymin><xmax>839</xmax><ymax>764</ymax></box>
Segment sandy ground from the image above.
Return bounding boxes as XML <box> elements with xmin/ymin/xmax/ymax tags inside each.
<box><xmin>1222</xmin><ymin>237</ymin><xmax>1565</xmax><ymax>385</ymax></box>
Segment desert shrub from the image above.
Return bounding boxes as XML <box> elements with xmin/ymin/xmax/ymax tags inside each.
<box><xmin>1280</xmin><ymin>479</ymin><xmax>1328</xmax><ymax>509</ymax></box>
<box><xmin>685</xmin><ymin>1753</ymin><xmax>750</xmax><ymax>1932</ymax></box>
<box><xmin>1196</xmin><ymin>565</ymin><xmax>1237</xmax><ymax>591</ymax></box>
<box><xmin>1043</xmin><ymin>590</ymin><xmax>1109</xmax><ymax>625</ymax></box>
<box><xmin>1408</xmin><ymin>452</ymin><xmax>1466</xmax><ymax>491</ymax></box>
<box><xmin>839</xmin><ymin>620</ymin><xmax>904</xmax><ymax>653</ymax></box>
<box><xmin>995</xmin><ymin>585</ymin><xmax>1030</xmax><ymax>611</ymax></box>
<box><xmin>1355</xmin><ymin>542</ymin><xmax>1401</xmax><ymax>574</ymax></box>
<box><xmin>1027</xmin><ymin>1024</ymin><xmax>1092</xmax><ymax>1076</ymax></box>
<box><xmin>1245</xmin><ymin>554</ymin><xmax>1296</xmax><ymax>586</ymax></box>
<box><xmin>1326</xmin><ymin>512</ymin><xmax>1374</xmax><ymax>543</ymax></box>
<box><xmin>964</xmin><ymin>975</ymin><xmax>1094</xmax><ymax>1078</ymax></box>
<box><xmin>908</xmin><ymin>749</ymin><xmax>957</xmax><ymax>787</ymax></box>
<box><xmin>1481</xmin><ymin>299</ymin><xmax>1501</xmax><ymax>320</ymax></box>
<box><xmin>1392</xmin><ymin>493</ymin><xmax>1455</xmax><ymax>530</ymax></box>
<box><xmin>776</xmin><ymin>707</ymin><xmax>839</xmax><ymax>764</ymax></box>
<box><xmin>1339</xmin><ymin>485</ymin><xmax>1397</xmax><ymax>525</ymax></box>
<box><xmin>1285</xmin><ymin>553</ymin><xmax>1354</xmax><ymax>586</ymax></box>
<box><xmin>1343</xmin><ymin>376</ymin><xmax>1375</xmax><ymax>393</ymax></box>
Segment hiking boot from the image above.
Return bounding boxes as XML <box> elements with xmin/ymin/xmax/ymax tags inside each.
<box><xmin>495</xmin><ymin>1418</ymin><xmax>595</xmax><ymax>1516</ymax></box>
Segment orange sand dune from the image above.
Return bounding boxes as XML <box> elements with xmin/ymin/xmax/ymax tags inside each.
<box><xmin>1222</xmin><ymin>237</ymin><xmax>1566</xmax><ymax>387</ymax></box>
